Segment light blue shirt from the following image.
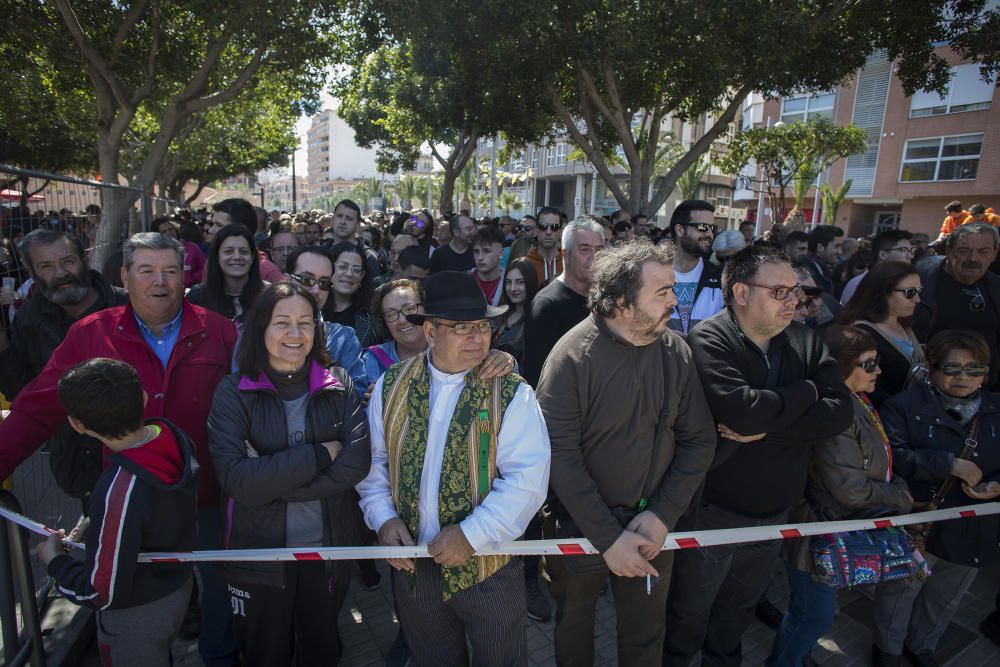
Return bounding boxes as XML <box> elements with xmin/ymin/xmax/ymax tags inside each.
<box><xmin>134</xmin><ymin>308</ymin><xmax>183</xmax><ymax>368</ymax></box>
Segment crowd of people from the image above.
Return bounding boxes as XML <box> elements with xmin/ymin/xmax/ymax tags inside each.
<box><xmin>0</xmin><ymin>195</ymin><xmax>999</xmax><ymax>667</ymax></box>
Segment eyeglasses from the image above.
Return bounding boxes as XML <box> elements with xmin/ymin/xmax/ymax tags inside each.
<box><xmin>680</xmin><ymin>222</ymin><xmax>718</xmax><ymax>234</ymax></box>
<box><xmin>433</xmin><ymin>319</ymin><xmax>493</xmax><ymax>335</ymax></box>
<box><xmin>289</xmin><ymin>273</ymin><xmax>332</xmax><ymax>291</ymax></box>
<box><xmin>746</xmin><ymin>283</ymin><xmax>803</xmax><ymax>301</ymax></box>
<box><xmin>857</xmin><ymin>356</ymin><xmax>881</xmax><ymax>373</ymax></box>
<box><xmin>885</xmin><ymin>246</ymin><xmax>915</xmax><ymax>256</ymax></box>
<box><xmin>407</xmin><ymin>215</ymin><xmax>426</xmax><ymax>229</ymax></box>
<box><xmin>335</xmin><ymin>262</ymin><xmax>364</xmax><ymax>277</ymax></box>
<box><xmin>514</xmin><ymin>224</ymin><xmax>534</xmax><ymax>232</ymax></box>
<box><xmin>893</xmin><ymin>286</ymin><xmax>922</xmax><ymax>300</ymax></box>
<box><xmin>271</xmin><ymin>245</ymin><xmax>296</xmax><ymax>255</ymax></box>
<box><xmin>384</xmin><ymin>303</ymin><xmax>423</xmax><ymax>323</ymax></box>
<box><xmin>538</xmin><ymin>223</ymin><xmax>561</xmax><ymax>231</ymax></box>
<box><xmin>936</xmin><ymin>363</ymin><xmax>989</xmax><ymax>377</ymax></box>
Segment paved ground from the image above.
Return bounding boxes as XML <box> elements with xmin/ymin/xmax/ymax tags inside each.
<box><xmin>165</xmin><ymin>557</ymin><xmax>1000</xmax><ymax>667</ymax></box>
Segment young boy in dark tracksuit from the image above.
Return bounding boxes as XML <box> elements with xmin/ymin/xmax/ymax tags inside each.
<box><xmin>36</xmin><ymin>358</ymin><xmax>199</xmax><ymax>667</ymax></box>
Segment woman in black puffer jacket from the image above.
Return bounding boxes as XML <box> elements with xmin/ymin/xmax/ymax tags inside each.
<box><xmin>873</xmin><ymin>329</ymin><xmax>1000</xmax><ymax>666</ymax></box>
<box><xmin>208</xmin><ymin>281</ymin><xmax>371</xmax><ymax>667</ymax></box>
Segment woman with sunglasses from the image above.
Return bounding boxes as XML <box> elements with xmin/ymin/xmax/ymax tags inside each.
<box><xmin>837</xmin><ymin>261</ymin><xmax>925</xmax><ymax>408</ymax></box>
<box><xmin>361</xmin><ymin>278</ymin><xmax>516</xmax><ymax>394</ymax></box>
<box><xmin>187</xmin><ymin>224</ymin><xmax>266</xmax><ymax>324</ymax></box>
<box><xmin>767</xmin><ymin>325</ymin><xmax>913</xmax><ymax>667</ymax></box>
<box><xmin>872</xmin><ymin>330</ymin><xmax>1000</xmax><ymax>666</ymax></box>
<box><xmin>326</xmin><ymin>241</ymin><xmax>378</xmax><ymax>348</ymax></box>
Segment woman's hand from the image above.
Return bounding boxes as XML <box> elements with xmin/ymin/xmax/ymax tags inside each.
<box><xmin>962</xmin><ymin>481</ymin><xmax>1000</xmax><ymax>500</ymax></box>
<box><xmin>480</xmin><ymin>350</ymin><xmax>515</xmax><ymax>379</ymax></box>
<box><xmin>951</xmin><ymin>459</ymin><xmax>983</xmax><ymax>487</ymax></box>
<box><xmin>322</xmin><ymin>440</ymin><xmax>343</xmax><ymax>460</ymax></box>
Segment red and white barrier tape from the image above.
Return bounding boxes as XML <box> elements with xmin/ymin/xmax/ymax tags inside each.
<box><xmin>4</xmin><ymin>501</ymin><xmax>999</xmax><ymax>563</ymax></box>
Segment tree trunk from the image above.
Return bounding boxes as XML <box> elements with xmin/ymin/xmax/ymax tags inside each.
<box><xmin>440</xmin><ymin>169</ymin><xmax>456</xmax><ymax>216</ymax></box>
<box><xmin>93</xmin><ymin>137</ymin><xmax>140</xmax><ymax>272</ymax></box>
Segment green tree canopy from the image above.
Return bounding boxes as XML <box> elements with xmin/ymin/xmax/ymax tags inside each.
<box><xmin>719</xmin><ymin>118</ymin><xmax>867</xmax><ymax>221</ymax></box>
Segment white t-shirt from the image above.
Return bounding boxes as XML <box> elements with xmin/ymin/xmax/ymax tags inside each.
<box><xmin>669</xmin><ymin>259</ymin><xmax>725</xmax><ymax>335</ymax></box>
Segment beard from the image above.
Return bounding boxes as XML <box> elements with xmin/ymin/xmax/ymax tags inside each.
<box><xmin>631</xmin><ymin>303</ymin><xmax>674</xmax><ymax>341</ymax></box>
<box><xmin>679</xmin><ymin>233</ymin><xmax>710</xmax><ymax>258</ymax></box>
<box><xmin>38</xmin><ymin>270</ymin><xmax>90</xmax><ymax>306</ymax></box>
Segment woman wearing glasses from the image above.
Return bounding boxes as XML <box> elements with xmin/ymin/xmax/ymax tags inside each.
<box><xmin>326</xmin><ymin>241</ymin><xmax>377</xmax><ymax>348</ymax></box>
<box><xmin>837</xmin><ymin>261</ymin><xmax>925</xmax><ymax>408</ymax></box>
<box><xmin>872</xmin><ymin>330</ymin><xmax>1000</xmax><ymax>666</ymax></box>
<box><xmin>361</xmin><ymin>278</ymin><xmax>516</xmax><ymax>395</ymax></box>
<box><xmin>767</xmin><ymin>325</ymin><xmax>913</xmax><ymax>667</ymax></box>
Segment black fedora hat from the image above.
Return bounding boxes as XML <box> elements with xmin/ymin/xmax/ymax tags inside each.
<box><xmin>405</xmin><ymin>271</ymin><xmax>507</xmax><ymax>325</ymax></box>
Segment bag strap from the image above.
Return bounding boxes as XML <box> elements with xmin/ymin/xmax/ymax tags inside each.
<box><xmin>928</xmin><ymin>415</ymin><xmax>980</xmax><ymax>509</ymax></box>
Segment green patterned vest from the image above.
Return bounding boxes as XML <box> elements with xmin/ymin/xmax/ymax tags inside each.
<box><xmin>381</xmin><ymin>352</ymin><xmax>521</xmax><ymax>600</ymax></box>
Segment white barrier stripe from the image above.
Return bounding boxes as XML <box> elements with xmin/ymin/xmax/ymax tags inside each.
<box><xmin>0</xmin><ymin>506</ymin><xmax>85</xmax><ymax>550</ymax></box>
<box><xmin>4</xmin><ymin>502</ymin><xmax>999</xmax><ymax>563</ymax></box>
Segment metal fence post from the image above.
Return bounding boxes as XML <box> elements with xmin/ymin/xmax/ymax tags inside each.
<box><xmin>0</xmin><ymin>490</ymin><xmax>46</xmax><ymax>666</ymax></box>
<box><xmin>140</xmin><ymin>184</ymin><xmax>151</xmax><ymax>232</ymax></box>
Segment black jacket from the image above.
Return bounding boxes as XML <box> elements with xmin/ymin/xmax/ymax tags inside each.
<box><xmin>208</xmin><ymin>363</ymin><xmax>371</xmax><ymax>584</ymax></box>
<box><xmin>0</xmin><ymin>270</ymin><xmax>127</xmax><ymax>398</ymax></box>
<box><xmin>914</xmin><ymin>256</ymin><xmax>1000</xmax><ymax>385</ymax></box>
<box><xmin>47</xmin><ymin>418</ymin><xmax>199</xmax><ymax>610</ymax></box>
<box><xmin>881</xmin><ymin>383</ymin><xmax>1000</xmax><ymax>567</ymax></box>
<box><xmin>687</xmin><ymin>308</ymin><xmax>853</xmax><ymax>516</ymax></box>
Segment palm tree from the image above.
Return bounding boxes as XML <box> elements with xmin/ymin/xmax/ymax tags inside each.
<box><xmin>820</xmin><ymin>179</ymin><xmax>853</xmax><ymax>226</ymax></box>
<box><xmin>394</xmin><ymin>175</ymin><xmax>421</xmax><ymax>210</ymax></box>
<box><xmin>677</xmin><ymin>155</ymin><xmax>710</xmax><ymax>200</ymax></box>
<box><xmin>497</xmin><ymin>191</ymin><xmax>524</xmax><ymax>215</ymax></box>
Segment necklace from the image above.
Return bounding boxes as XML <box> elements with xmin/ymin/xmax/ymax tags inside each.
<box><xmin>126</xmin><ymin>425</ymin><xmax>157</xmax><ymax>449</ymax></box>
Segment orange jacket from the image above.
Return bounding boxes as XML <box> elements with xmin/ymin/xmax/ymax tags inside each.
<box><xmin>940</xmin><ymin>211</ymin><xmax>970</xmax><ymax>235</ymax></box>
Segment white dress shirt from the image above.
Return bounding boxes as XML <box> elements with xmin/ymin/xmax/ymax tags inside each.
<box><xmin>357</xmin><ymin>358</ymin><xmax>551</xmax><ymax>550</ymax></box>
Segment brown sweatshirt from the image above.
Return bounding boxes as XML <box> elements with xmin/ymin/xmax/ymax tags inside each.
<box><xmin>536</xmin><ymin>314</ymin><xmax>717</xmax><ymax>551</ymax></box>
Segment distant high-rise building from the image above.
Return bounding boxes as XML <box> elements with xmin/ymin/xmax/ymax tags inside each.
<box><xmin>306</xmin><ymin>109</ymin><xmax>378</xmax><ymax>204</ymax></box>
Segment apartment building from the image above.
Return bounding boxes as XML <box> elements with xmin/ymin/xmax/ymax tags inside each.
<box><xmin>736</xmin><ymin>46</ymin><xmax>1000</xmax><ymax>239</ymax></box>
<box><xmin>474</xmin><ymin>111</ymin><xmax>742</xmax><ymax>227</ymax></box>
<box><xmin>306</xmin><ymin>109</ymin><xmax>379</xmax><ymax>204</ymax></box>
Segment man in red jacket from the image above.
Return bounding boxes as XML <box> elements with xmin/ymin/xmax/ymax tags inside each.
<box><xmin>0</xmin><ymin>232</ymin><xmax>240</xmax><ymax>667</ymax></box>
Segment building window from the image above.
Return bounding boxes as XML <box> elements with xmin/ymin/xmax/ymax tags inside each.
<box><xmin>530</xmin><ymin>148</ymin><xmax>538</xmax><ymax>170</ymax></box>
<box><xmin>780</xmin><ymin>92</ymin><xmax>835</xmax><ymax>124</ymax></box>
<box><xmin>545</xmin><ymin>146</ymin><xmax>555</xmax><ymax>167</ymax></box>
<box><xmin>511</xmin><ymin>152</ymin><xmax>525</xmax><ymax>171</ymax></box>
<box><xmin>900</xmin><ymin>133</ymin><xmax>983</xmax><ymax>182</ymax></box>
<box><xmin>910</xmin><ymin>64</ymin><xmax>995</xmax><ymax>117</ymax></box>
<box><xmin>555</xmin><ymin>144</ymin><xmax>567</xmax><ymax>166</ymax></box>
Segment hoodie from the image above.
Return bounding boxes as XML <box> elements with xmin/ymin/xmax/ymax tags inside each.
<box><xmin>47</xmin><ymin>418</ymin><xmax>199</xmax><ymax>610</ymax></box>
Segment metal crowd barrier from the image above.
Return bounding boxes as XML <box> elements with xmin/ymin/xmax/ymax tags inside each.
<box><xmin>0</xmin><ymin>489</ymin><xmax>45</xmax><ymax>666</ymax></box>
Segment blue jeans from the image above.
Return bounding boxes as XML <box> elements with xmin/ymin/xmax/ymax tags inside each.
<box><xmin>197</xmin><ymin>507</ymin><xmax>240</xmax><ymax>666</ymax></box>
<box><xmin>766</xmin><ymin>564</ymin><xmax>837</xmax><ymax>667</ymax></box>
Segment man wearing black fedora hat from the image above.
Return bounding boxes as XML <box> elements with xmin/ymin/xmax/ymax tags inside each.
<box><xmin>357</xmin><ymin>271</ymin><xmax>551</xmax><ymax>666</ymax></box>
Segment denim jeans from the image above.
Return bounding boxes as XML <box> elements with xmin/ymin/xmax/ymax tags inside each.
<box><xmin>197</xmin><ymin>507</ymin><xmax>240</xmax><ymax>666</ymax></box>
<box><xmin>662</xmin><ymin>503</ymin><xmax>789</xmax><ymax>667</ymax></box>
<box><xmin>765</xmin><ymin>564</ymin><xmax>837</xmax><ymax>666</ymax></box>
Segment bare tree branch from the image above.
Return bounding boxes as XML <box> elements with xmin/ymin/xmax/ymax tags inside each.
<box><xmin>545</xmin><ymin>82</ymin><xmax>627</xmax><ymax>205</ymax></box>
<box><xmin>648</xmin><ymin>85</ymin><xmax>752</xmax><ymax>215</ymax></box>
<box><xmin>52</xmin><ymin>0</ymin><xmax>134</xmax><ymax>112</ymax></box>
<box><xmin>111</xmin><ymin>0</ymin><xmax>150</xmax><ymax>63</ymax></box>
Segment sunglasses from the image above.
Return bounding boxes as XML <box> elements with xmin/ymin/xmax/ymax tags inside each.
<box><xmin>538</xmin><ymin>223</ymin><xmax>561</xmax><ymax>231</ymax></box>
<box><xmin>857</xmin><ymin>356</ymin><xmax>881</xmax><ymax>373</ymax></box>
<box><xmin>963</xmin><ymin>287</ymin><xmax>987</xmax><ymax>312</ymax></box>
<box><xmin>746</xmin><ymin>283</ymin><xmax>803</xmax><ymax>301</ymax></box>
<box><xmin>514</xmin><ymin>224</ymin><xmax>534</xmax><ymax>232</ymax></box>
<box><xmin>801</xmin><ymin>285</ymin><xmax>823</xmax><ymax>297</ymax></box>
<box><xmin>936</xmin><ymin>363</ymin><xmax>989</xmax><ymax>377</ymax></box>
<box><xmin>680</xmin><ymin>222</ymin><xmax>718</xmax><ymax>234</ymax></box>
<box><xmin>407</xmin><ymin>215</ymin><xmax>426</xmax><ymax>229</ymax></box>
<box><xmin>289</xmin><ymin>273</ymin><xmax>332</xmax><ymax>291</ymax></box>
<box><xmin>892</xmin><ymin>286</ymin><xmax>922</xmax><ymax>300</ymax></box>
<box><xmin>795</xmin><ymin>296</ymin><xmax>818</xmax><ymax>309</ymax></box>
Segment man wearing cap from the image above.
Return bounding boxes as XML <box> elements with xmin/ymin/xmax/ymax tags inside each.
<box><xmin>357</xmin><ymin>270</ymin><xmax>551</xmax><ymax>666</ymax></box>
